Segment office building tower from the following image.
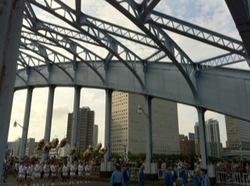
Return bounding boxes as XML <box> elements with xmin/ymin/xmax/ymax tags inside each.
<box><xmin>206</xmin><ymin>119</ymin><xmax>222</xmax><ymax>157</ymax></box>
<box><xmin>179</xmin><ymin>134</ymin><xmax>195</xmax><ymax>155</ymax></box>
<box><xmin>195</xmin><ymin>119</ymin><xmax>222</xmax><ymax>158</ymax></box>
<box><xmin>111</xmin><ymin>91</ymin><xmax>180</xmax><ymax>155</ymax></box>
<box><xmin>225</xmin><ymin>115</ymin><xmax>250</xmax><ymax>150</ymax></box>
<box><xmin>25</xmin><ymin>138</ymin><xmax>36</xmax><ymax>157</ymax></box>
<box><xmin>194</xmin><ymin>124</ymin><xmax>200</xmax><ymax>155</ymax></box>
<box><xmin>11</xmin><ymin>138</ymin><xmax>36</xmax><ymax>157</ymax></box>
<box><xmin>67</xmin><ymin>107</ymin><xmax>95</xmax><ymax>150</ymax></box>
<box><xmin>93</xmin><ymin>124</ymin><xmax>98</xmax><ymax>146</ymax></box>
<box><xmin>189</xmin><ymin>133</ymin><xmax>195</xmax><ymax>141</ymax></box>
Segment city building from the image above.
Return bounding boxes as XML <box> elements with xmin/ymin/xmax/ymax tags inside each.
<box><xmin>66</xmin><ymin>107</ymin><xmax>95</xmax><ymax>150</ymax></box>
<box><xmin>195</xmin><ymin>119</ymin><xmax>222</xmax><ymax>158</ymax></box>
<box><xmin>179</xmin><ymin>134</ymin><xmax>195</xmax><ymax>155</ymax></box>
<box><xmin>111</xmin><ymin>91</ymin><xmax>180</xmax><ymax>155</ymax></box>
<box><xmin>225</xmin><ymin>115</ymin><xmax>250</xmax><ymax>150</ymax></box>
<box><xmin>93</xmin><ymin>124</ymin><xmax>98</xmax><ymax>147</ymax></box>
<box><xmin>9</xmin><ymin>138</ymin><xmax>36</xmax><ymax>157</ymax></box>
<box><xmin>25</xmin><ymin>138</ymin><xmax>36</xmax><ymax>157</ymax></box>
<box><xmin>11</xmin><ymin>138</ymin><xmax>21</xmax><ymax>157</ymax></box>
<box><xmin>194</xmin><ymin>124</ymin><xmax>200</xmax><ymax>156</ymax></box>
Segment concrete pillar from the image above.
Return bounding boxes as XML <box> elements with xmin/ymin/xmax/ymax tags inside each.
<box><xmin>145</xmin><ymin>96</ymin><xmax>156</xmax><ymax>176</ymax></box>
<box><xmin>0</xmin><ymin>0</ymin><xmax>25</xmax><ymax>181</ymax></box>
<box><xmin>100</xmin><ymin>89</ymin><xmax>113</xmax><ymax>176</ymax></box>
<box><xmin>104</xmin><ymin>89</ymin><xmax>113</xmax><ymax>162</ymax></box>
<box><xmin>197</xmin><ymin>107</ymin><xmax>208</xmax><ymax>168</ymax></box>
<box><xmin>71</xmin><ymin>86</ymin><xmax>81</xmax><ymax>146</ymax></box>
<box><xmin>146</xmin><ymin>96</ymin><xmax>153</xmax><ymax>166</ymax></box>
<box><xmin>20</xmin><ymin>87</ymin><xmax>33</xmax><ymax>160</ymax></box>
<box><xmin>44</xmin><ymin>86</ymin><xmax>55</xmax><ymax>143</ymax></box>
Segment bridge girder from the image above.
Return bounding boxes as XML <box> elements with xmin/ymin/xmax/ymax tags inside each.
<box><xmin>14</xmin><ymin>0</ymin><xmax>250</xmax><ymax>120</ymax></box>
<box><xmin>15</xmin><ymin>61</ymin><xmax>250</xmax><ymax>122</ymax></box>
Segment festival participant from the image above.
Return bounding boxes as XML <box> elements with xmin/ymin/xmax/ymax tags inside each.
<box><xmin>172</xmin><ymin>165</ymin><xmax>178</xmax><ymax>186</ymax></box>
<box><xmin>34</xmin><ymin>161</ymin><xmax>42</xmax><ymax>186</ymax></box>
<box><xmin>17</xmin><ymin>161</ymin><xmax>27</xmax><ymax>186</ymax></box>
<box><xmin>164</xmin><ymin>166</ymin><xmax>173</xmax><ymax>186</ymax></box>
<box><xmin>77</xmin><ymin>161</ymin><xmax>84</xmax><ymax>184</ymax></box>
<box><xmin>85</xmin><ymin>161</ymin><xmax>92</xmax><ymax>183</ymax></box>
<box><xmin>62</xmin><ymin>162</ymin><xmax>69</xmax><ymax>184</ymax></box>
<box><xmin>138</xmin><ymin>165</ymin><xmax>145</xmax><ymax>186</ymax></box>
<box><xmin>42</xmin><ymin>162</ymin><xmax>50</xmax><ymax>186</ymax></box>
<box><xmin>179</xmin><ymin>164</ymin><xmax>189</xmax><ymax>186</ymax></box>
<box><xmin>200</xmin><ymin>167</ymin><xmax>210</xmax><ymax>186</ymax></box>
<box><xmin>110</xmin><ymin>164</ymin><xmax>124</xmax><ymax>186</ymax></box>
<box><xmin>26</xmin><ymin>161</ymin><xmax>34</xmax><ymax>186</ymax></box>
<box><xmin>193</xmin><ymin>168</ymin><xmax>202</xmax><ymax>186</ymax></box>
<box><xmin>123</xmin><ymin>163</ymin><xmax>131</xmax><ymax>186</ymax></box>
<box><xmin>70</xmin><ymin>162</ymin><xmax>76</xmax><ymax>185</ymax></box>
<box><xmin>50</xmin><ymin>161</ymin><xmax>57</xmax><ymax>186</ymax></box>
<box><xmin>57</xmin><ymin>162</ymin><xmax>63</xmax><ymax>183</ymax></box>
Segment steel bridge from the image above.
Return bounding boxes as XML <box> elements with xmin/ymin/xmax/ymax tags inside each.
<box><xmin>1</xmin><ymin>0</ymin><xmax>250</xmax><ymax>180</ymax></box>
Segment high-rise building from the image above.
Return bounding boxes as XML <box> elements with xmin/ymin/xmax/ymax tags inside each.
<box><xmin>10</xmin><ymin>138</ymin><xmax>36</xmax><ymax>157</ymax></box>
<box><xmin>195</xmin><ymin>119</ymin><xmax>222</xmax><ymax>158</ymax></box>
<box><xmin>194</xmin><ymin>124</ymin><xmax>200</xmax><ymax>155</ymax></box>
<box><xmin>189</xmin><ymin>133</ymin><xmax>195</xmax><ymax>141</ymax></box>
<box><xmin>111</xmin><ymin>91</ymin><xmax>180</xmax><ymax>155</ymax></box>
<box><xmin>93</xmin><ymin>124</ymin><xmax>98</xmax><ymax>146</ymax></box>
<box><xmin>179</xmin><ymin>134</ymin><xmax>195</xmax><ymax>155</ymax></box>
<box><xmin>206</xmin><ymin>119</ymin><xmax>222</xmax><ymax>157</ymax></box>
<box><xmin>225</xmin><ymin>115</ymin><xmax>250</xmax><ymax>150</ymax></box>
<box><xmin>25</xmin><ymin>138</ymin><xmax>36</xmax><ymax>156</ymax></box>
<box><xmin>67</xmin><ymin>107</ymin><xmax>95</xmax><ymax>150</ymax></box>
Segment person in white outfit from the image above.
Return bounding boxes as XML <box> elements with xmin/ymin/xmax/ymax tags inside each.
<box><xmin>85</xmin><ymin>161</ymin><xmax>92</xmax><ymax>183</ymax></box>
<box><xmin>42</xmin><ymin>162</ymin><xmax>50</xmax><ymax>186</ymax></box>
<box><xmin>50</xmin><ymin>162</ymin><xmax>57</xmax><ymax>185</ymax></box>
<box><xmin>34</xmin><ymin>161</ymin><xmax>42</xmax><ymax>186</ymax></box>
<box><xmin>70</xmin><ymin>162</ymin><xmax>76</xmax><ymax>185</ymax></box>
<box><xmin>62</xmin><ymin>163</ymin><xmax>69</xmax><ymax>184</ymax></box>
<box><xmin>77</xmin><ymin>161</ymin><xmax>84</xmax><ymax>184</ymax></box>
<box><xmin>18</xmin><ymin>162</ymin><xmax>27</xmax><ymax>186</ymax></box>
<box><xmin>26</xmin><ymin>162</ymin><xmax>34</xmax><ymax>186</ymax></box>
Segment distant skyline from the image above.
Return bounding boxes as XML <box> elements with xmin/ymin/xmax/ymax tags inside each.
<box><xmin>9</xmin><ymin>88</ymin><xmax>227</xmax><ymax>147</ymax></box>
<box><xmin>8</xmin><ymin>1</ymin><xmax>248</xmax><ymax>149</ymax></box>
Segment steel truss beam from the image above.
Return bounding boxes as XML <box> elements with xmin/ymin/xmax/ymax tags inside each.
<box><xmin>106</xmin><ymin>0</ymin><xmax>198</xmax><ymax>99</ymax></box>
<box><xmin>21</xmin><ymin>0</ymin><xmax>246</xmax><ymax>71</ymax></box>
<box><xmin>21</xmin><ymin>26</ymin><xmax>105</xmax><ymax>83</ymax></box>
<box><xmin>26</xmin><ymin>0</ymin><xmax>146</xmax><ymax>90</ymax></box>
<box><xmin>20</xmin><ymin>35</ymin><xmax>74</xmax><ymax>82</ymax></box>
<box><xmin>197</xmin><ymin>53</ymin><xmax>246</xmax><ymax>70</ymax></box>
<box><xmin>18</xmin><ymin>51</ymin><xmax>48</xmax><ymax>82</ymax></box>
<box><xmin>149</xmin><ymin>11</ymin><xmax>247</xmax><ymax>57</ymax></box>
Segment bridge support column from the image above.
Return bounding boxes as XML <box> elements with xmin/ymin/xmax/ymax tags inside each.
<box><xmin>44</xmin><ymin>86</ymin><xmax>55</xmax><ymax>143</ymax></box>
<box><xmin>71</xmin><ymin>86</ymin><xmax>81</xmax><ymax>151</ymax></box>
<box><xmin>43</xmin><ymin>86</ymin><xmax>55</xmax><ymax>161</ymax></box>
<box><xmin>0</xmin><ymin>0</ymin><xmax>25</xmax><ymax>181</ymax></box>
<box><xmin>20</xmin><ymin>87</ymin><xmax>33</xmax><ymax>160</ymax></box>
<box><xmin>100</xmin><ymin>89</ymin><xmax>113</xmax><ymax>177</ymax></box>
<box><xmin>145</xmin><ymin>96</ymin><xmax>158</xmax><ymax>180</ymax></box>
<box><xmin>196</xmin><ymin>107</ymin><xmax>208</xmax><ymax>168</ymax></box>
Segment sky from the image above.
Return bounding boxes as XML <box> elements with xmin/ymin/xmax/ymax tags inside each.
<box><xmin>8</xmin><ymin>0</ymin><xmax>249</xmax><ymax>148</ymax></box>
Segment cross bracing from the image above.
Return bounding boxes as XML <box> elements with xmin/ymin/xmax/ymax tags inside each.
<box><xmin>16</xmin><ymin>0</ymin><xmax>249</xmax><ymax>105</ymax></box>
<box><xmin>149</xmin><ymin>11</ymin><xmax>247</xmax><ymax>57</ymax></box>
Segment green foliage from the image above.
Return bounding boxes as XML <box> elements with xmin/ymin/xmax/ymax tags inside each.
<box><xmin>111</xmin><ymin>152</ymin><xmax>122</xmax><ymax>159</ymax></box>
<box><xmin>126</xmin><ymin>152</ymin><xmax>197</xmax><ymax>162</ymax></box>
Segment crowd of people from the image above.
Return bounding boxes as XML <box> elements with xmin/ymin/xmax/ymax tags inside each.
<box><xmin>12</xmin><ymin>158</ymin><xmax>94</xmax><ymax>186</ymax></box>
<box><xmin>110</xmin><ymin>162</ymin><xmax>145</xmax><ymax>186</ymax></box>
<box><xmin>4</xmin><ymin>155</ymin><xmax>250</xmax><ymax>186</ymax></box>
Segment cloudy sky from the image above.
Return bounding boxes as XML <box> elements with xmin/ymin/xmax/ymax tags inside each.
<box><xmin>8</xmin><ymin>0</ymin><xmax>249</xmax><ymax>147</ymax></box>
